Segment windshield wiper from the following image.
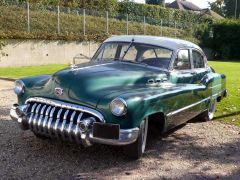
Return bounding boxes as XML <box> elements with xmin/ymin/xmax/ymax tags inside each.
<box><xmin>120</xmin><ymin>38</ymin><xmax>135</xmax><ymax>61</ymax></box>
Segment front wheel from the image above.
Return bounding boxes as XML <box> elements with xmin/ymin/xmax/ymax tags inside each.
<box><xmin>123</xmin><ymin>118</ymin><xmax>148</xmax><ymax>159</ymax></box>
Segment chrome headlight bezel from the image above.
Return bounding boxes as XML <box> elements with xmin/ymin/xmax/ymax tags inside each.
<box><xmin>14</xmin><ymin>80</ymin><xmax>25</xmax><ymax>95</ymax></box>
<box><xmin>110</xmin><ymin>98</ymin><xmax>127</xmax><ymax>116</ymax></box>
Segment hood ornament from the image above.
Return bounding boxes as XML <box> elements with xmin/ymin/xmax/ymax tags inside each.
<box><xmin>54</xmin><ymin>87</ymin><xmax>63</xmax><ymax>96</ymax></box>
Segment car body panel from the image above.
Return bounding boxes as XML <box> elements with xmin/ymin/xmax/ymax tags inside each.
<box><xmin>12</xmin><ymin>35</ymin><xmax>226</xmax><ymax>147</ymax></box>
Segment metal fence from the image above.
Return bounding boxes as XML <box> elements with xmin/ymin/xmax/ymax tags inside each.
<box><xmin>0</xmin><ymin>1</ymin><xmax>194</xmax><ymax>38</ymax></box>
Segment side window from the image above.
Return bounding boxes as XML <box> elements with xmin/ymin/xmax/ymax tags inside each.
<box><xmin>192</xmin><ymin>50</ymin><xmax>205</xmax><ymax>68</ymax></box>
<box><xmin>155</xmin><ymin>48</ymin><xmax>172</xmax><ymax>58</ymax></box>
<box><xmin>142</xmin><ymin>49</ymin><xmax>156</xmax><ymax>60</ymax></box>
<box><xmin>174</xmin><ymin>50</ymin><xmax>191</xmax><ymax>70</ymax></box>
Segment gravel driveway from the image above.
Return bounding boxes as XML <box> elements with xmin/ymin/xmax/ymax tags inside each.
<box><xmin>0</xmin><ymin>80</ymin><xmax>239</xmax><ymax>179</ymax></box>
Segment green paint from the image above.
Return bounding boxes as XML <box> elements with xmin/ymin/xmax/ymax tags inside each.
<box><xmin>16</xmin><ymin>61</ymin><xmax>226</xmax><ymax>130</ymax></box>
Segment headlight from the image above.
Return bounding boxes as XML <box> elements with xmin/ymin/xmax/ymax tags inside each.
<box><xmin>110</xmin><ymin>98</ymin><xmax>127</xmax><ymax>116</ymax></box>
<box><xmin>14</xmin><ymin>80</ymin><xmax>25</xmax><ymax>95</ymax></box>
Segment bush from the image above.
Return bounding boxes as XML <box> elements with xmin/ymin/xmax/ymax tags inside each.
<box><xmin>0</xmin><ymin>5</ymin><xmax>198</xmax><ymax>43</ymax></box>
<box><xmin>118</xmin><ymin>1</ymin><xmax>212</xmax><ymax>26</ymax></box>
<box><xmin>211</xmin><ymin>19</ymin><xmax>240</xmax><ymax>59</ymax></box>
<box><xmin>5</xmin><ymin>0</ymin><xmax>119</xmax><ymax>14</ymax></box>
<box><xmin>194</xmin><ymin>23</ymin><xmax>211</xmax><ymax>47</ymax></box>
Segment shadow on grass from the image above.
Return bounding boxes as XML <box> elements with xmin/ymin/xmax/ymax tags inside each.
<box><xmin>213</xmin><ymin>111</ymin><xmax>240</xmax><ymax>120</ymax></box>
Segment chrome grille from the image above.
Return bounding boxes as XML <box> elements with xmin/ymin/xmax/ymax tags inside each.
<box><xmin>24</xmin><ymin>97</ymin><xmax>104</xmax><ymax>143</ymax></box>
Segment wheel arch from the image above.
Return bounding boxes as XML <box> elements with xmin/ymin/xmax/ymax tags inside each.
<box><xmin>144</xmin><ymin>111</ymin><xmax>167</xmax><ymax>134</ymax></box>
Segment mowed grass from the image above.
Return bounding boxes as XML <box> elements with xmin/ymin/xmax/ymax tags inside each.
<box><xmin>0</xmin><ymin>61</ymin><xmax>239</xmax><ymax>126</ymax></box>
<box><xmin>0</xmin><ymin>64</ymin><xmax>67</xmax><ymax>79</ymax></box>
<box><xmin>209</xmin><ymin>61</ymin><xmax>240</xmax><ymax>126</ymax></box>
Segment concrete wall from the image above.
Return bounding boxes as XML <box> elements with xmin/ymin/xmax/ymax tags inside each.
<box><xmin>0</xmin><ymin>40</ymin><xmax>100</xmax><ymax>67</ymax></box>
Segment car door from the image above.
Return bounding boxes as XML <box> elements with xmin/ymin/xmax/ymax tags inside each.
<box><xmin>168</xmin><ymin>49</ymin><xmax>199</xmax><ymax>127</ymax></box>
<box><xmin>187</xmin><ymin>49</ymin><xmax>211</xmax><ymax>118</ymax></box>
<box><xmin>191</xmin><ymin>49</ymin><xmax>210</xmax><ymax>84</ymax></box>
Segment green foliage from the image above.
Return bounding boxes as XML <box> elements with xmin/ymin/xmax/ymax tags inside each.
<box><xmin>194</xmin><ymin>23</ymin><xmax>211</xmax><ymax>47</ymax></box>
<box><xmin>5</xmin><ymin>0</ymin><xmax>119</xmax><ymax>13</ymax></box>
<box><xmin>224</xmin><ymin>0</ymin><xmax>240</xmax><ymax>18</ymax></box>
<box><xmin>211</xmin><ymin>19</ymin><xmax>240</xmax><ymax>59</ymax></box>
<box><xmin>146</xmin><ymin>0</ymin><xmax>164</xmax><ymax>6</ymax></box>
<box><xmin>208</xmin><ymin>0</ymin><xmax>224</xmax><ymax>16</ymax></box>
<box><xmin>118</xmin><ymin>1</ymin><xmax>212</xmax><ymax>25</ymax></box>
<box><xmin>0</xmin><ymin>5</ymin><xmax>198</xmax><ymax>43</ymax></box>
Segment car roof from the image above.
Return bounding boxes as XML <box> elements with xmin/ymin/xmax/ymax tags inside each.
<box><xmin>104</xmin><ymin>35</ymin><xmax>201</xmax><ymax>51</ymax></box>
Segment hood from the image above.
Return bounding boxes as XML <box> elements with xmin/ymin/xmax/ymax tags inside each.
<box><xmin>47</xmin><ymin>61</ymin><xmax>168</xmax><ymax>107</ymax></box>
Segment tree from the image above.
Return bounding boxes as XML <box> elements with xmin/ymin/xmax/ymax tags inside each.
<box><xmin>145</xmin><ymin>0</ymin><xmax>165</xmax><ymax>6</ymax></box>
<box><xmin>208</xmin><ymin>0</ymin><xmax>224</xmax><ymax>16</ymax></box>
<box><xmin>224</xmin><ymin>0</ymin><xmax>240</xmax><ymax>18</ymax></box>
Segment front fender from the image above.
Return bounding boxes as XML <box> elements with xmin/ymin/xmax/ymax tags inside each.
<box><xmin>96</xmin><ymin>84</ymin><xmax>191</xmax><ymax>129</ymax></box>
<box><xmin>17</xmin><ymin>75</ymin><xmax>52</xmax><ymax>105</ymax></box>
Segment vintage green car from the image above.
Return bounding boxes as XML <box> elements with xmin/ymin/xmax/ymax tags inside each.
<box><xmin>10</xmin><ymin>35</ymin><xmax>226</xmax><ymax>159</ymax></box>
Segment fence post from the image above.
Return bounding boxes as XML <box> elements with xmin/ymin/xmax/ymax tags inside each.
<box><xmin>144</xmin><ymin>16</ymin><xmax>146</xmax><ymax>35</ymax></box>
<box><xmin>27</xmin><ymin>2</ymin><xmax>30</xmax><ymax>33</ymax></box>
<box><xmin>126</xmin><ymin>14</ymin><xmax>129</xmax><ymax>35</ymax></box>
<box><xmin>83</xmin><ymin>9</ymin><xmax>86</xmax><ymax>35</ymax></box>
<box><xmin>161</xmin><ymin>19</ymin><xmax>163</xmax><ymax>36</ymax></box>
<box><xmin>106</xmin><ymin>11</ymin><xmax>109</xmax><ymax>34</ymax></box>
<box><xmin>235</xmin><ymin>0</ymin><xmax>238</xmax><ymax>18</ymax></box>
<box><xmin>174</xmin><ymin>21</ymin><xmax>176</xmax><ymax>38</ymax></box>
<box><xmin>57</xmin><ymin>6</ymin><xmax>60</xmax><ymax>34</ymax></box>
<box><xmin>89</xmin><ymin>41</ymin><xmax>91</xmax><ymax>58</ymax></box>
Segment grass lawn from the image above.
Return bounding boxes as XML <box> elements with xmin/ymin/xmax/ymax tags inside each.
<box><xmin>208</xmin><ymin>61</ymin><xmax>240</xmax><ymax>126</ymax></box>
<box><xmin>0</xmin><ymin>64</ymin><xmax>68</xmax><ymax>79</ymax></box>
<box><xmin>0</xmin><ymin>61</ymin><xmax>239</xmax><ymax>126</ymax></box>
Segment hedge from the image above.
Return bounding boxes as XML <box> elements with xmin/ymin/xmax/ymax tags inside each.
<box><xmin>2</xmin><ymin>0</ymin><xmax>213</xmax><ymax>26</ymax></box>
<box><xmin>118</xmin><ymin>1</ymin><xmax>213</xmax><ymax>25</ymax></box>
<box><xmin>0</xmin><ymin>5</ymin><xmax>198</xmax><ymax>43</ymax></box>
<box><xmin>211</xmin><ymin>19</ymin><xmax>240</xmax><ymax>59</ymax></box>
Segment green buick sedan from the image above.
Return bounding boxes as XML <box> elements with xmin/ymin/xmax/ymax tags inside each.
<box><xmin>10</xmin><ymin>35</ymin><xmax>227</xmax><ymax>159</ymax></box>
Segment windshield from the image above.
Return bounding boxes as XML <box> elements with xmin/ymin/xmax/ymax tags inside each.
<box><xmin>92</xmin><ymin>42</ymin><xmax>173</xmax><ymax>69</ymax></box>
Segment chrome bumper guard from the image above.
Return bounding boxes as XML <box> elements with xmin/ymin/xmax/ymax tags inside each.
<box><xmin>10</xmin><ymin>104</ymin><xmax>139</xmax><ymax>146</ymax></box>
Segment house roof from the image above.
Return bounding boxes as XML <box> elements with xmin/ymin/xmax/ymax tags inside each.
<box><xmin>201</xmin><ymin>9</ymin><xmax>224</xmax><ymax>20</ymax></box>
<box><xmin>168</xmin><ymin>0</ymin><xmax>201</xmax><ymax>11</ymax></box>
<box><xmin>104</xmin><ymin>35</ymin><xmax>201</xmax><ymax>51</ymax></box>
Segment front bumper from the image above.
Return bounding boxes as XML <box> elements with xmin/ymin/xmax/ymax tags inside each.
<box><xmin>10</xmin><ymin>104</ymin><xmax>139</xmax><ymax>146</ymax></box>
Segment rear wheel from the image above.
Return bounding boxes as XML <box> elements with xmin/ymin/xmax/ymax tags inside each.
<box><xmin>208</xmin><ymin>99</ymin><xmax>217</xmax><ymax>120</ymax></box>
<box><xmin>123</xmin><ymin>118</ymin><xmax>148</xmax><ymax>159</ymax></box>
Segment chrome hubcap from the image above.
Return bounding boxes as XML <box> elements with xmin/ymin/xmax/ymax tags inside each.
<box><xmin>141</xmin><ymin>118</ymin><xmax>148</xmax><ymax>153</ymax></box>
<box><xmin>208</xmin><ymin>100</ymin><xmax>216</xmax><ymax>120</ymax></box>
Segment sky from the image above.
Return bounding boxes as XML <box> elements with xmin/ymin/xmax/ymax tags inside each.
<box><xmin>134</xmin><ymin>0</ymin><xmax>216</xmax><ymax>9</ymax></box>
